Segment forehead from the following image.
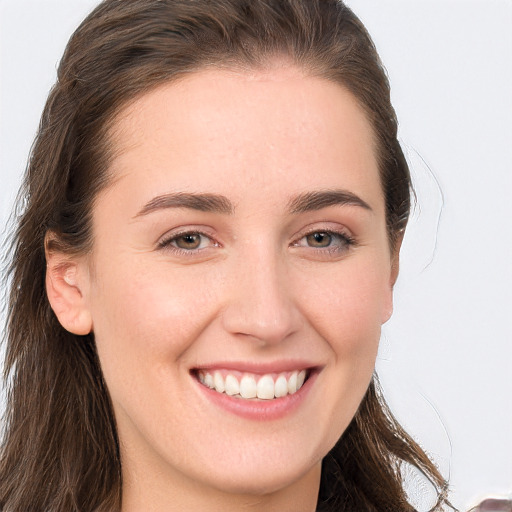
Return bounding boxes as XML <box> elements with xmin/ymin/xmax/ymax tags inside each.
<box><xmin>105</xmin><ymin>65</ymin><xmax>383</xmax><ymax>214</ymax></box>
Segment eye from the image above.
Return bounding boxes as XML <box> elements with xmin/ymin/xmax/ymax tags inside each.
<box><xmin>292</xmin><ymin>229</ymin><xmax>355</xmax><ymax>256</ymax></box>
<box><xmin>158</xmin><ymin>231</ymin><xmax>217</xmax><ymax>253</ymax></box>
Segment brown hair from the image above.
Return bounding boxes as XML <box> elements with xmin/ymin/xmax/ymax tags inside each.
<box><xmin>1</xmin><ymin>1</ymin><xmax>452</xmax><ymax>510</ymax></box>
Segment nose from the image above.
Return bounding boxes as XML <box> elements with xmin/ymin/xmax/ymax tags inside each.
<box><xmin>221</xmin><ymin>246</ymin><xmax>302</xmax><ymax>346</ymax></box>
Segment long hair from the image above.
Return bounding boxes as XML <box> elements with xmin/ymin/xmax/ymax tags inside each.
<box><xmin>1</xmin><ymin>1</ymin><xmax>451</xmax><ymax>510</ymax></box>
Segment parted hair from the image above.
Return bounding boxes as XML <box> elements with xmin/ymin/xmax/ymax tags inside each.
<box><xmin>1</xmin><ymin>1</ymin><xmax>452</xmax><ymax>510</ymax></box>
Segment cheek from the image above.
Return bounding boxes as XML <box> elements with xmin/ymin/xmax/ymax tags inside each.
<box><xmin>301</xmin><ymin>256</ymin><xmax>391</xmax><ymax>355</ymax></box>
<box><xmin>291</xmin><ymin>257</ymin><xmax>391</xmax><ymax>454</ymax></box>
<box><xmin>88</xmin><ymin>260</ymin><xmax>221</xmax><ymax>384</ymax></box>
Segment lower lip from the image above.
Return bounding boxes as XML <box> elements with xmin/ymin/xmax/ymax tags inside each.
<box><xmin>194</xmin><ymin>371</ymin><xmax>318</xmax><ymax>421</ymax></box>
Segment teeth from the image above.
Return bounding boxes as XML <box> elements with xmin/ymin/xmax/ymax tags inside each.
<box><xmin>287</xmin><ymin>372</ymin><xmax>297</xmax><ymax>394</ymax></box>
<box><xmin>225</xmin><ymin>374</ymin><xmax>240</xmax><ymax>396</ymax></box>
<box><xmin>214</xmin><ymin>371</ymin><xmax>225</xmax><ymax>393</ymax></box>
<box><xmin>239</xmin><ymin>375</ymin><xmax>257</xmax><ymax>399</ymax></box>
<box><xmin>274</xmin><ymin>375</ymin><xmax>288</xmax><ymax>398</ymax></box>
<box><xmin>257</xmin><ymin>375</ymin><xmax>275</xmax><ymax>400</ymax></box>
<box><xmin>297</xmin><ymin>370</ymin><xmax>306</xmax><ymax>389</ymax></box>
<box><xmin>197</xmin><ymin>369</ymin><xmax>309</xmax><ymax>400</ymax></box>
<box><xmin>204</xmin><ymin>372</ymin><xmax>214</xmax><ymax>389</ymax></box>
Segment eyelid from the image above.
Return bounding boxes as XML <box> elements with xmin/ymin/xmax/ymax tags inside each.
<box><xmin>156</xmin><ymin>223</ymin><xmax>356</xmax><ymax>258</ymax></box>
<box><xmin>157</xmin><ymin>227</ymin><xmax>220</xmax><ymax>254</ymax></box>
<box><xmin>291</xmin><ymin>222</ymin><xmax>355</xmax><ymax>244</ymax></box>
<box><xmin>290</xmin><ymin>223</ymin><xmax>357</xmax><ymax>258</ymax></box>
<box><xmin>293</xmin><ymin>230</ymin><xmax>354</xmax><ymax>247</ymax></box>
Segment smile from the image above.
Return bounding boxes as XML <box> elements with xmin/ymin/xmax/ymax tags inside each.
<box><xmin>196</xmin><ymin>369</ymin><xmax>309</xmax><ymax>400</ymax></box>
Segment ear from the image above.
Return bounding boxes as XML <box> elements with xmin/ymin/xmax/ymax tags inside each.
<box><xmin>45</xmin><ymin>237</ymin><xmax>93</xmax><ymax>336</ymax></box>
<box><xmin>382</xmin><ymin>234</ymin><xmax>403</xmax><ymax>324</ymax></box>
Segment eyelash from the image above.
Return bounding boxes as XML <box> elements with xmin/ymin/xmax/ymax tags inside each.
<box><xmin>158</xmin><ymin>230</ymin><xmax>217</xmax><ymax>255</ymax></box>
<box><xmin>158</xmin><ymin>228</ymin><xmax>356</xmax><ymax>257</ymax></box>
<box><xmin>291</xmin><ymin>229</ymin><xmax>356</xmax><ymax>256</ymax></box>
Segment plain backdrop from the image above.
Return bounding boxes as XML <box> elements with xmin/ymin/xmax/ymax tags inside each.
<box><xmin>0</xmin><ymin>1</ymin><xmax>511</xmax><ymax>510</ymax></box>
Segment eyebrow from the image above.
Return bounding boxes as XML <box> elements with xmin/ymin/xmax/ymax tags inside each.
<box><xmin>287</xmin><ymin>189</ymin><xmax>372</xmax><ymax>214</ymax></box>
<box><xmin>134</xmin><ymin>192</ymin><xmax>234</xmax><ymax>218</ymax></box>
<box><xmin>134</xmin><ymin>188</ymin><xmax>372</xmax><ymax>218</ymax></box>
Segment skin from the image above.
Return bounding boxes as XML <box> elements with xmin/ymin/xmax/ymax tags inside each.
<box><xmin>46</xmin><ymin>63</ymin><xmax>398</xmax><ymax>511</ymax></box>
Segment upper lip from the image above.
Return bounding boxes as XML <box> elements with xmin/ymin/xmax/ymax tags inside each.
<box><xmin>191</xmin><ymin>360</ymin><xmax>321</xmax><ymax>374</ymax></box>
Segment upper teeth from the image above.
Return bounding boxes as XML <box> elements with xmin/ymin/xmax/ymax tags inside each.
<box><xmin>197</xmin><ymin>370</ymin><xmax>307</xmax><ymax>400</ymax></box>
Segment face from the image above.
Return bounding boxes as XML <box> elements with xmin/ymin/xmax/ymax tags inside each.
<box><xmin>77</xmin><ymin>65</ymin><xmax>395</xmax><ymax>500</ymax></box>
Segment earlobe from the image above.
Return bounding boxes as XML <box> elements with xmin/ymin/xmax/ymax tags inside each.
<box><xmin>45</xmin><ymin>250</ymin><xmax>93</xmax><ymax>336</ymax></box>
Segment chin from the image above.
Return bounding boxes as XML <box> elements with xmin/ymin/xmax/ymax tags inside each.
<box><xmin>170</xmin><ymin>428</ymin><xmax>328</xmax><ymax>499</ymax></box>
<box><xmin>200</xmin><ymin>460</ymin><xmax>321</xmax><ymax>497</ymax></box>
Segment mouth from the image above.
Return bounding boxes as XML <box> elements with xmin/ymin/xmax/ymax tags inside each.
<box><xmin>193</xmin><ymin>368</ymin><xmax>311</xmax><ymax>401</ymax></box>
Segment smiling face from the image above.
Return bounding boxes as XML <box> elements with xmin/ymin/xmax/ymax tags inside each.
<box><xmin>61</xmin><ymin>65</ymin><xmax>396</xmax><ymax>509</ymax></box>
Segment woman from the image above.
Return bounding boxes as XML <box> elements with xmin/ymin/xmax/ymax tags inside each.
<box><xmin>0</xmin><ymin>0</ymin><xmax>454</xmax><ymax>510</ymax></box>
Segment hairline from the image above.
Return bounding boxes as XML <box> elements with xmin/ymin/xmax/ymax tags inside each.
<box><xmin>77</xmin><ymin>57</ymin><xmax>394</xmax><ymax>264</ymax></box>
